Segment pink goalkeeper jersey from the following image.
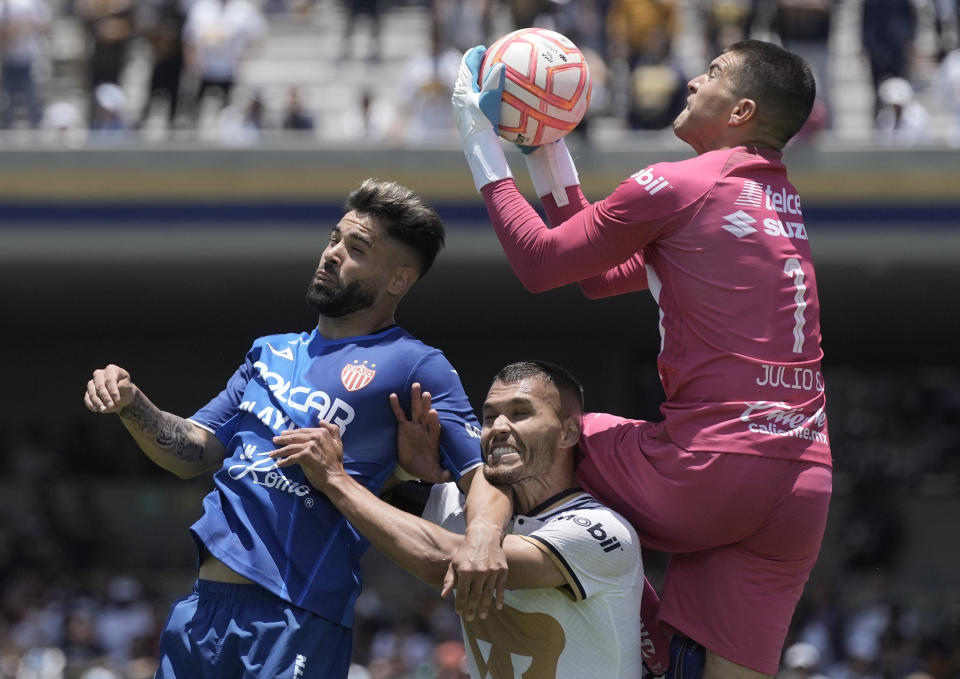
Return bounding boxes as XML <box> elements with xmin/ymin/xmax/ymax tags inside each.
<box><xmin>482</xmin><ymin>146</ymin><xmax>830</xmax><ymax>466</ymax></box>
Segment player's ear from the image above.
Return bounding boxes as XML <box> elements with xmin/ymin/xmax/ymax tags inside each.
<box><xmin>729</xmin><ymin>97</ymin><xmax>757</xmax><ymax>127</ymax></box>
<box><xmin>558</xmin><ymin>415</ymin><xmax>581</xmax><ymax>449</ymax></box>
<box><xmin>387</xmin><ymin>266</ymin><xmax>418</xmax><ymax>297</ymax></box>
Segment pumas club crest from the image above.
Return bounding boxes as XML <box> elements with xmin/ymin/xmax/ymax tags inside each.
<box><xmin>341</xmin><ymin>360</ymin><xmax>376</xmax><ymax>391</ymax></box>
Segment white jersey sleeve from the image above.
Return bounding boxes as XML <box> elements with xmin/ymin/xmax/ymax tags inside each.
<box><xmin>421</xmin><ymin>482</ymin><xmax>468</xmax><ymax>533</ymax></box>
<box><xmin>521</xmin><ymin>504</ymin><xmax>641</xmax><ymax>602</ymax></box>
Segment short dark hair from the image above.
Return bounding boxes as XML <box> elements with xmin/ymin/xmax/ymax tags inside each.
<box><xmin>724</xmin><ymin>39</ymin><xmax>816</xmax><ymax>147</ymax></box>
<box><xmin>344</xmin><ymin>178</ymin><xmax>446</xmax><ymax>276</ymax></box>
<box><xmin>492</xmin><ymin>361</ymin><xmax>585</xmax><ymax>415</ymax></box>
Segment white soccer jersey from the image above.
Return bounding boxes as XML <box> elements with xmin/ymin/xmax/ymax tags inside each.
<box><xmin>424</xmin><ymin>484</ymin><xmax>645</xmax><ymax>679</ymax></box>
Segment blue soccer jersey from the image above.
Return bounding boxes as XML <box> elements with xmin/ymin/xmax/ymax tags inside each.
<box><xmin>188</xmin><ymin>325</ymin><xmax>482</xmax><ymax>626</ymax></box>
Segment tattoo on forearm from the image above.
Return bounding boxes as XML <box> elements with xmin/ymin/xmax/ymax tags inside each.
<box><xmin>120</xmin><ymin>392</ymin><xmax>205</xmax><ymax>462</ymax></box>
<box><xmin>157</xmin><ymin>421</ymin><xmax>205</xmax><ymax>462</ymax></box>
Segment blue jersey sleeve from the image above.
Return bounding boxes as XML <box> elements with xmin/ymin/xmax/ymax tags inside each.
<box><xmin>188</xmin><ymin>357</ymin><xmax>255</xmax><ymax>447</ymax></box>
<box><xmin>407</xmin><ymin>351</ymin><xmax>482</xmax><ymax>480</ymax></box>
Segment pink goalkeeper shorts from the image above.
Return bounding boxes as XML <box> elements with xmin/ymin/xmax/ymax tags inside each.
<box><xmin>575</xmin><ymin>413</ymin><xmax>832</xmax><ymax>675</ymax></box>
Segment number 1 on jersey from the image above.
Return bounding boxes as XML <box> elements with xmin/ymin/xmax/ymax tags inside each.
<box><xmin>784</xmin><ymin>257</ymin><xmax>807</xmax><ymax>353</ymax></box>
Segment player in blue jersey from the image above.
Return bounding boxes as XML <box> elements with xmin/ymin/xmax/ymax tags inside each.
<box><xmin>83</xmin><ymin>178</ymin><xmax>509</xmax><ymax>679</ymax></box>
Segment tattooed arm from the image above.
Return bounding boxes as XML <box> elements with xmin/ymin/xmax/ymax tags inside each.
<box><xmin>84</xmin><ymin>364</ymin><xmax>226</xmax><ymax>479</ymax></box>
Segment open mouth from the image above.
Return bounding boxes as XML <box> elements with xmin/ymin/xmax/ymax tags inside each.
<box><xmin>487</xmin><ymin>446</ymin><xmax>521</xmax><ymax>466</ymax></box>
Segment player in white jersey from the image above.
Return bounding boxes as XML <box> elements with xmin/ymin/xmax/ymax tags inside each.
<box><xmin>269</xmin><ymin>361</ymin><xmax>646</xmax><ymax>679</ymax></box>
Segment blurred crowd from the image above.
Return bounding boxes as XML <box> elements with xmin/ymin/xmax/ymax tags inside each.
<box><xmin>780</xmin><ymin>574</ymin><xmax>960</xmax><ymax>679</ymax></box>
<box><xmin>2</xmin><ymin>0</ymin><xmax>960</xmax><ymax>146</ymax></box>
<box><xmin>1</xmin><ymin>3</ymin><xmax>958</xmax><ymax>679</ymax></box>
<box><xmin>0</xmin><ymin>366</ymin><xmax>958</xmax><ymax>679</ymax></box>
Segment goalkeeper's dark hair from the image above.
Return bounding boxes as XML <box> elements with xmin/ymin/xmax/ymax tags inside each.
<box><xmin>724</xmin><ymin>40</ymin><xmax>816</xmax><ymax>147</ymax></box>
<box><xmin>492</xmin><ymin>361</ymin><xmax>585</xmax><ymax>416</ymax></box>
<box><xmin>345</xmin><ymin>178</ymin><xmax>446</xmax><ymax>277</ymax></box>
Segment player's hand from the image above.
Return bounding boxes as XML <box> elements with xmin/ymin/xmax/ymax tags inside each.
<box><xmin>442</xmin><ymin>523</ymin><xmax>508</xmax><ymax>621</ymax></box>
<box><xmin>390</xmin><ymin>384</ymin><xmax>451</xmax><ymax>484</ymax></box>
<box><xmin>452</xmin><ymin>45</ymin><xmax>513</xmax><ymax>192</ymax></box>
<box><xmin>452</xmin><ymin>45</ymin><xmax>504</xmax><ymax>141</ymax></box>
<box><xmin>84</xmin><ymin>364</ymin><xmax>136</xmax><ymax>414</ymax></box>
<box><xmin>269</xmin><ymin>422</ymin><xmax>345</xmax><ymax>490</ymax></box>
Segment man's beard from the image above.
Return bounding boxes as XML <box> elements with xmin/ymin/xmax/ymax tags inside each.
<box><xmin>483</xmin><ymin>464</ymin><xmax>522</xmax><ymax>486</ymax></box>
<box><xmin>306</xmin><ymin>274</ymin><xmax>378</xmax><ymax>318</ymax></box>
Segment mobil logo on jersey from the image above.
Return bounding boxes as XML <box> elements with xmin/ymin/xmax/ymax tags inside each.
<box><xmin>631</xmin><ymin>166</ymin><xmax>672</xmax><ymax>195</ymax></box>
<box><xmin>558</xmin><ymin>513</ymin><xmax>624</xmax><ymax>553</ymax></box>
<box><xmin>341</xmin><ymin>360</ymin><xmax>376</xmax><ymax>391</ymax></box>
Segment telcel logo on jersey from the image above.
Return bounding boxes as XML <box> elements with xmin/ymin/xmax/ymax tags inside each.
<box><xmin>252</xmin><ymin>360</ymin><xmax>355</xmax><ymax>434</ymax></box>
<box><xmin>731</xmin><ymin>181</ymin><xmax>807</xmax><ymax>240</ymax></box>
<box><xmin>765</xmin><ymin>185</ymin><xmax>802</xmax><ymax>215</ymax></box>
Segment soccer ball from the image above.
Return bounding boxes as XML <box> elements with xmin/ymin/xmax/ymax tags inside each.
<box><xmin>480</xmin><ymin>28</ymin><xmax>591</xmax><ymax>146</ymax></box>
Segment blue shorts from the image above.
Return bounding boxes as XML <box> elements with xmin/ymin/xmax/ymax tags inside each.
<box><xmin>156</xmin><ymin>579</ymin><xmax>352</xmax><ymax>679</ymax></box>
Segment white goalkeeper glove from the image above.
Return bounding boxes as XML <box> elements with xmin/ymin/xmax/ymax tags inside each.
<box><xmin>521</xmin><ymin>138</ymin><xmax>580</xmax><ymax>208</ymax></box>
<box><xmin>452</xmin><ymin>45</ymin><xmax>513</xmax><ymax>192</ymax></box>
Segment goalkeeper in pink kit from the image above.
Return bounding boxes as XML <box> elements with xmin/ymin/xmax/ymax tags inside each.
<box><xmin>450</xmin><ymin>40</ymin><xmax>832</xmax><ymax>679</ymax></box>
